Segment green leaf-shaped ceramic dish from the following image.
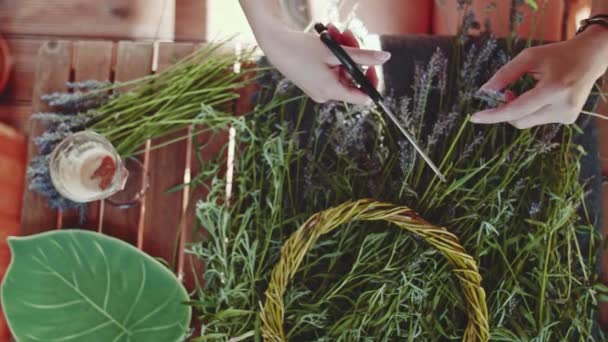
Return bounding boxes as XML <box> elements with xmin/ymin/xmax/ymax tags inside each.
<box><xmin>1</xmin><ymin>230</ymin><xmax>191</xmax><ymax>342</ymax></box>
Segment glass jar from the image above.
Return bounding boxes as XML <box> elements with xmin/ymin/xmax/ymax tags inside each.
<box><xmin>49</xmin><ymin>131</ymin><xmax>127</xmax><ymax>203</ymax></box>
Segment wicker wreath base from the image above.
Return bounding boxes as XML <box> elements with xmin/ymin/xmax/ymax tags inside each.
<box><xmin>260</xmin><ymin>199</ymin><xmax>489</xmax><ymax>341</ymax></box>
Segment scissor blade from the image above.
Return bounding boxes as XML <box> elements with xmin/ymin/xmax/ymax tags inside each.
<box><xmin>376</xmin><ymin>101</ymin><xmax>447</xmax><ymax>183</ymax></box>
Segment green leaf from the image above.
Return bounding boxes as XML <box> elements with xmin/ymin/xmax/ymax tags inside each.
<box><xmin>1</xmin><ymin>230</ymin><xmax>191</xmax><ymax>342</ymax></box>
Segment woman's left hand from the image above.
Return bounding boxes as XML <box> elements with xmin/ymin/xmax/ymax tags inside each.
<box><xmin>471</xmin><ymin>25</ymin><xmax>608</xmax><ymax>129</ymax></box>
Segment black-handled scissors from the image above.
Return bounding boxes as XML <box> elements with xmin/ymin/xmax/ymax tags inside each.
<box><xmin>314</xmin><ymin>23</ymin><xmax>447</xmax><ymax>182</ymax></box>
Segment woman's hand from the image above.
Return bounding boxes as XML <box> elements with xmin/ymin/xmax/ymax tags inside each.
<box><xmin>259</xmin><ymin>25</ymin><xmax>390</xmax><ymax>104</ymax></box>
<box><xmin>471</xmin><ymin>25</ymin><xmax>608</xmax><ymax>129</ymax></box>
<box><xmin>239</xmin><ymin>0</ymin><xmax>390</xmax><ymax>105</ymax></box>
<box><xmin>257</xmin><ymin>24</ymin><xmax>390</xmax><ymax>104</ymax></box>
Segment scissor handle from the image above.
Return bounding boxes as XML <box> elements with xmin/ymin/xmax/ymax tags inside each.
<box><xmin>314</xmin><ymin>23</ymin><xmax>383</xmax><ymax>103</ymax></box>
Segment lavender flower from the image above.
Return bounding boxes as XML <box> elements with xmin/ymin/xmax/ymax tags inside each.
<box><xmin>541</xmin><ymin>124</ymin><xmax>561</xmax><ymax>144</ymax></box>
<box><xmin>426</xmin><ymin>112</ymin><xmax>459</xmax><ymax>151</ymax></box>
<box><xmin>437</xmin><ymin>56</ymin><xmax>448</xmax><ymax>93</ymax></box>
<box><xmin>398</xmin><ymin>141</ymin><xmax>416</xmax><ymax>174</ymax></box>
<box><xmin>303</xmin><ymin>151</ymin><xmax>315</xmax><ymax>190</ymax></box>
<box><xmin>66</xmin><ymin>80</ymin><xmax>108</xmax><ymax>90</ymax></box>
<box><xmin>529</xmin><ymin>202</ymin><xmax>541</xmax><ymax>216</ymax></box>
<box><xmin>476</xmin><ymin>35</ymin><xmax>498</xmax><ymax>69</ymax></box>
<box><xmin>386</xmin><ymin>95</ymin><xmax>415</xmax><ymax>131</ymax></box>
<box><xmin>41</xmin><ymin>91</ymin><xmax>110</xmax><ymax>112</ymax></box>
<box><xmin>533</xmin><ymin>124</ymin><xmax>561</xmax><ymax>154</ymax></box>
<box><xmin>460</xmin><ymin>131</ymin><xmax>486</xmax><ymax>161</ymax></box>
<box><xmin>412</xmin><ymin>48</ymin><xmax>447</xmax><ymax>122</ymax></box>
<box><xmin>490</xmin><ymin>50</ymin><xmax>510</xmax><ymax>75</ymax></box>
<box><xmin>460</xmin><ymin>35</ymin><xmax>498</xmax><ymax>101</ymax></box>
<box><xmin>27</xmin><ymin>155</ymin><xmax>87</xmax><ymax>217</ymax></box>
<box><xmin>460</xmin><ymin>44</ymin><xmax>478</xmax><ymax>100</ymax></box>
<box><xmin>475</xmin><ymin>89</ymin><xmax>507</xmax><ymax>108</ymax></box>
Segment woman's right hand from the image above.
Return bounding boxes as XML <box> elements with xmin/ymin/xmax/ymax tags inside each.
<box><xmin>256</xmin><ymin>24</ymin><xmax>390</xmax><ymax>104</ymax></box>
<box><xmin>240</xmin><ymin>0</ymin><xmax>391</xmax><ymax>105</ymax></box>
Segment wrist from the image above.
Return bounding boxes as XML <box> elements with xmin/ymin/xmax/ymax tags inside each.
<box><xmin>577</xmin><ymin>24</ymin><xmax>608</xmax><ymax>60</ymax></box>
<box><xmin>240</xmin><ymin>0</ymin><xmax>286</xmax><ymax>42</ymax></box>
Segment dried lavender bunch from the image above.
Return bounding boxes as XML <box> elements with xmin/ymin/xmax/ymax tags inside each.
<box><xmin>41</xmin><ymin>87</ymin><xmax>111</xmax><ymax>113</ymax></box>
<box><xmin>26</xmin><ymin>81</ymin><xmax>106</xmax><ymax>219</ymax></box>
<box><xmin>26</xmin><ymin>155</ymin><xmax>86</xmax><ymax>216</ymax></box>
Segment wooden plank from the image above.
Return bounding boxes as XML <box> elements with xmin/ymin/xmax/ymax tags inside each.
<box><xmin>101</xmin><ymin>41</ymin><xmax>153</xmax><ymax>246</ymax></box>
<box><xmin>60</xmin><ymin>41</ymin><xmax>114</xmax><ymax>230</ymax></box>
<box><xmin>181</xmin><ymin>128</ymin><xmax>229</xmax><ymax>292</ymax></box>
<box><xmin>234</xmin><ymin>61</ymin><xmax>258</xmax><ymax>117</ymax></box>
<box><xmin>0</xmin><ymin>38</ymin><xmax>44</xmax><ymax>103</ymax></box>
<box><xmin>141</xmin><ymin>42</ymin><xmax>194</xmax><ymax>266</ymax></box>
<box><xmin>176</xmin><ymin>44</ymin><xmax>239</xmax><ymax>291</ymax></box>
<box><xmin>0</xmin><ymin>102</ymin><xmax>32</xmax><ymax>135</ymax></box>
<box><xmin>0</xmin><ymin>0</ymin><xmax>174</xmax><ymax>41</ymax></box>
<box><xmin>21</xmin><ymin>41</ymin><xmax>72</xmax><ymax>236</ymax></box>
<box><xmin>175</xmin><ymin>0</ymin><xmax>207</xmax><ymax>42</ymax></box>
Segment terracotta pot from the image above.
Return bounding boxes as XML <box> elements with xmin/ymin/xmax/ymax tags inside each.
<box><xmin>433</xmin><ymin>0</ymin><xmax>565</xmax><ymax>41</ymax></box>
<box><xmin>0</xmin><ymin>35</ymin><xmax>12</xmax><ymax>96</ymax></box>
<box><xmin>308</xmin><ymin>0</ymin><xmax>432</xmax><ymax>34</ymax></box>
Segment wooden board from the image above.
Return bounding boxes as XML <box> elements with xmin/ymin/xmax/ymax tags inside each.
<box><xmin>60</xmin><ymin>41</ymin><xmax>114</xmax><ymax>230</ymax></box>
<box><xmin>175</xmin><ymin>0</ymin><xmax>207</xmax><ymax>42</ymax></box>
<box><xmin>142</xmin><ymin>42</ymin><xmax>194</xmax><ymax>266</ymax></box>
<box><xmin>20</xmin><ymin>41</ymin><xmax>72</xmax><ymax>235</ymax></box>
<box><xmin>101</xmin><ymin>41</ymin><xmax>154</xmax><ymax>246</ymax></box>
<box><xmin>0</xmin><ymin>0</ymin><xmax>174</xmax><ymax>41</ymax></box>
<box><xmin>0</xmin><ymin>38</ymin><xmax>44</xmax><ymax>103</ymax></box>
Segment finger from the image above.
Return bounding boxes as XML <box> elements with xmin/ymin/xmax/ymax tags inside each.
<box><xmin>325</xmin><ymin>47</ymin><xmax>391</xmax><ymax>66</ymax></box>
<box><xmin>337</xmin><ymin>65</ymin><xmax>379</xmax><ymax>89</ymax></box>
<box><xmin>338</xmin><ymin>67</ymin><xmax>354</xmax><ymax>86</ymax></box>
<box><xmin>366</xmin><ymin>66</ymin><xmax>379</xmax><ymax>88</ymax></box>
<box><xmin>327</xmin><ymin>23</ymin><xmax>344</xmax><ymax>45</ymax></box>
<box><xmin>480</xmin><ymin>49</ymin><xmax>533</xmax><ymax>91</ymax></box>
<box><xmin>337</xmin><ymin>86</ymin><xmax>373</xmax><ymax>105</ymax></box>
<box><xmin>509</xmin><ymin>107</ymin><xmax>557</xmax><ymax>129</ymax></box>
<box><xmin>341</xmin><ymin>29</ymin><xmax>361</xmax><ymax>48</ymax></box>
<box><xmin>325</xmin><ymin>73</ymin><xmax>372</xmax><ymax>105</ymax></box>
<box><xmin>470</xmin><ymin>83</ymin><xmax>554</xmax><ymax>124</ymax></box>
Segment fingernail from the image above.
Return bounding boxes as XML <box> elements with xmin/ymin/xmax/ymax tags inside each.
<box><xmin>377</xmin><ymin>51</ymin><xmax>391</xmax><ymax>61</ymax></box>
<box><xmin>479</xmin><ymin>83</ymin><xmax>492</xmax><ymax>92</ymax></box>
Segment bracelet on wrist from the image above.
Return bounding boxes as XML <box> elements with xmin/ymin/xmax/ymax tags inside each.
<box><xmin>576</xmin><ymin>14</ymin><xmax>608</xmax><ymax>35</ymax></box>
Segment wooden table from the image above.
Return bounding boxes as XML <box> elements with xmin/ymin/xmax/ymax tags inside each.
<box><xmin>18</xmin><ymin>39</ymin><xmax>608</xmax><ymax>334</ymax></box>
<box><xmin>20</xmin><ymin>40</ymin><xmax>253</xmax><ymax>290</ymax></box>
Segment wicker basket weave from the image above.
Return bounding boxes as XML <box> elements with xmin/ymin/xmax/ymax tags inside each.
<box><xmin>260</xmin><ymin>199</ymin><xmax>489</xmax><ymax>341</ymax></box>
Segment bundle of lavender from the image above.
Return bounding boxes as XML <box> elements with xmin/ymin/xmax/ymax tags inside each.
<box><xmin>27</xmin><ymin>43</ymin><xmax>255</xmax><ymax>214</ymax></box>
<box><xmin>188</xmin><ymin>3</ymin><xmax>605</xmax><ymax>341</ymax></box>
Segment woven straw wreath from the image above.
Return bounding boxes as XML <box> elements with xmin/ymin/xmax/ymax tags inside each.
<box><xmin>260</xmin><ymin>199</ymin><xmax>489</xmax><ymax>341</ymax></box>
